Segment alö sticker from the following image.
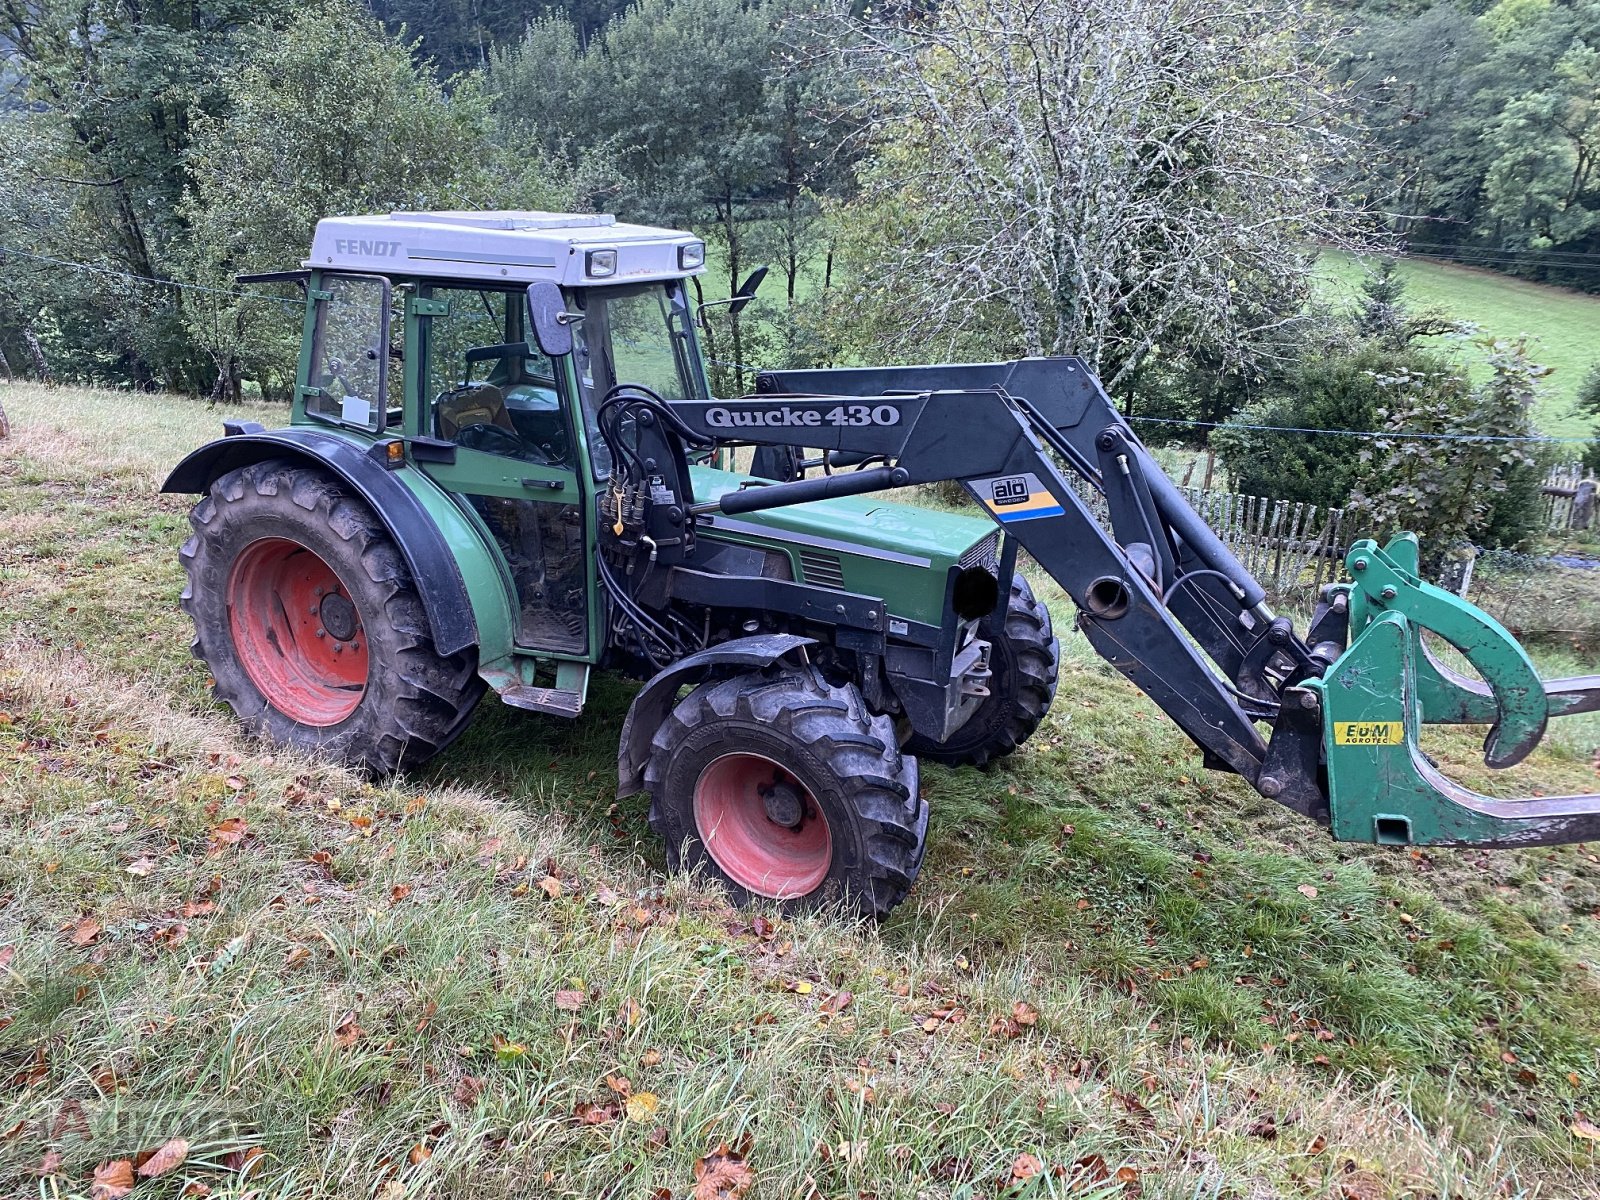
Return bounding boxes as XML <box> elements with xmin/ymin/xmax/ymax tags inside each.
<box><xmin>1333</xmin><ymin>720</ymin><xmax>1405</xmax><ymax>746</ymax></box>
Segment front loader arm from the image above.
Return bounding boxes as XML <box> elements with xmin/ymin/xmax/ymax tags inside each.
<box><xmin>606</xmin><ymin>356</ymin><xmax>1600</xmax><ymax>849</ymax></box>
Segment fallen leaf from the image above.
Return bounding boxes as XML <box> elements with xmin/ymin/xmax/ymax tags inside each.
<box><xmin>408</xmin><ymin>1143</ymin><xmax>432</xmax><ymax>1165</ymax></box>
<box><xmin>90</xmin><ymin>1159</ymin><xmax>136</xmax><ymax>1199</ymax></box>
<box><xmin>819</xmin><ymin>990</ymin><xmax>853</xmax><ymax>1014</ymax></box>
<box><xmin>1115</xmin><ymin>1165</ymin><xmax>1139</xmax><ymax>1183</ymax></box>
<box><xmin>1010</xmin><ymin>1153</ymin><xmax>1044</xmax><ymax>1181</ymax></box>
<box><xmin>492</xmin><ymin>1034</ymin><xmax>527</xmax><ymax>1062</ymax></box>
<box><xmin>606</xmin><ymin>1073</ymin><xmax>632</xmax><ymax>1097</ymax></box>
<box><xmin>333</xmin><ymin>1015</ymin><xmax>363</xmax><ymax>1049</ymax></box>
<box><xmin>453</xmin><ymin>1075</ymin><xmax>484</xmax><ymax>1107</ymax></box>
<box><xmin>537</xmin><ymin>876</ymin><xmax>562</xmax><ymax>899</ymax></box>
<box><xmin>641</xmin><ymin>1048</ymin><xmax>663</xmax><ymax>1066</ymax></box>
<box><xmin>1573</xmin><ymin>1118</ymin><xmax>1600</xmax><ymax>1140</ymax></box>
<box><xmin>390</xmin><ymin>884</ymin><xmax>411</xmax><ymax>902</ymax></box>
<box><xmin>138</xmin><ymin>1137</ymin><xmax>189</xmax><ymax>1178</ymax></box>
<box><xmin>1296</xmin><ymin>884</ymin><xmax>1318</xmax><ymax>899</ymax></box>
<box><xmin>70</xmin><ymin>917</ymin><xmax>102</xmax><ymax>946</ymax></box>
<box><xmin>575</xmin><ymin>1100</ymin><xmax>618</xmax><ymax>1125</ymax></box>
<box><xmin>1011</xmin><ymin>1001</ymin><xmax>1039</xmax><ymax>1027</ymax></box>
<box><xmin>223</xmin><ymin>1146</ymin><xmax>264</xmax><ymax>1175</ymax></box>
<box><xmin>626</xmin><ymin>1092</ymin><xmax>661</xmax><ymax>1121</ymax></box>
<box><xmin>692</xmin><ymin>1143</ymin><xmax>755</xmax><ymax>1199</ymax></box>
<box><xmin>554</xmin><ymin>990</ymin><xmax>584</xmax><ymax>1012</ymax></box>
<box><xmin>36</xmin><ymin>1149</ymin><xmax>63</xmax><ymax>1176</ymax></box>
<box><xmin>210</xmin><ymin>817</ymin><xmax>248</xmax><ymax>848</ymax></box>
<box><xmin>125</xmin><ymin>858</ymin><xmax>155</xmax><ymax>878</ymax></box>
<box><xmin>0</xmin><ymin>946</ymin><xmax>13</xmax><ymax>969</ymax></box>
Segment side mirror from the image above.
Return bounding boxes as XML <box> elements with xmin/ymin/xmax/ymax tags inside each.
<box><xmin>728</xmin><ymin>267</ymin><xmax>769</xmax><ymax>317</ymax></box>
<box><xmin>527</xmin><ymin>281</ymin><xmax>573</xmax><ymax>357</ymax></box>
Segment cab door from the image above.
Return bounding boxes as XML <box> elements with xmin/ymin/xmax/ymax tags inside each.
<box><xmin>410</xmin><ymin>283</ymin><xmax>593</xmax><ymax>659</ymax></box>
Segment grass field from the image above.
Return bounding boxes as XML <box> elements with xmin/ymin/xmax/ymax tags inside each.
<box><xmin>4</xmin><ymin>384</ymin><xmax>1600</xmax><ymax>1199</ymax></box>
<box><xmin>1315</xmin><ymin>252</ymin><xmax>1600</xmax><ymax>438</ymax></box>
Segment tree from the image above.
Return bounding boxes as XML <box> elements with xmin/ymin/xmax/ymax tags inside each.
<box><xmin>1350</xmin><ymin>336</ymin><xmax>1547</xmax><ymax>558</ymax></box>
<box><xmin>487</xmin><ymin>0</ymin><xmax>858</xmax><ymax>391</ymax></box>
<box><xmin>179</xmin><ymin>0</ymin><xmax>559</xmax><ymax>402</ymax></box>
<box><xmin>813</xmin><ymin>0</ymin><xmax>1364</xmax><ymax>389</ymax></box>
<box><xmin>1352</xmin><ymin>257</ymin><xmax>1459</xmax><ymax>348</ymax></box>
<box><xmin>1213</xmin><ymin>340</ymin><xmax>1450</xmax><ymax>510</ymax></box>
<box><xmin>0</xmin><ymin>0</ymin><xmax>294</xmax><ymax>389</ymax></box>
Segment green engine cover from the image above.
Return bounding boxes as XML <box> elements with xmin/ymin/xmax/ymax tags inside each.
<box><xmin>689</xmin><ymin>466</ymin><xmax>999</xmax><ymax>627</ymax></box>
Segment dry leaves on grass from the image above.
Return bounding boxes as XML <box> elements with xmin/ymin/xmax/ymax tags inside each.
<box><xmin>626</xmin><ymin>1092</ymin><xmax>660</xmax><ymax>1121</ymax></box>
<box><xmin>70</xmin><ymin>916</ymin><xmax>102</xmax><ymax>946</ymax></box>
<box><xmin>1572</xmin><ymin>1117</ymin><xmax>1600</xmax><ymax>1140</ymax></box>
<box><xmin>332</xmin><ymin>1014</ymin><xmax>364</xmax><ymax>1049</ymax></box>
<box><xmin>692</xmin><ymin>1143</ymin><xmax>754</xmax><ymax>1199</ymax></box>
<box><xmin>90</xmin><ymin>1159</ymin><xmax>135</xmax><ymax>1199</ymax></box>
<box><xmin>554</xmin><ymin>989</ymin><xmax>585</xmax><ymax>1012</ymax></box>
<box><xmin>137</xmin><ymin>1136</ymin><xmax>188</xmax><ymax>1177</ymax></box>
<box><xmin>208</xmin><ymin>817</ymin><xmax>248</xmax><ymax>851</ymax></box>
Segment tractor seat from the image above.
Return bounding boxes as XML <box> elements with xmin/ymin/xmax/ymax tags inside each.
<box><xmin>436</xmin><ymin>382</ymin><xmax>516</xmax><ymax>441</ymax></box>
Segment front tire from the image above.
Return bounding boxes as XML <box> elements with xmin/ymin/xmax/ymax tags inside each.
<box><xmin>179</xmin><ymin>459</ymin><xmax>485</xmax><ymax>774</ymax></box>
<box><xmin>645</xmin><ymin>666</ymin><xmax>927</xmax><ymax>918</ymax></box>
<box><xmin>907</xmin><ymin>573</ymin><xmax>1060</xmax><ymax>767</ymax></box>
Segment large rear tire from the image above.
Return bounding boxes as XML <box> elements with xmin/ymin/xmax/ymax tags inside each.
<box><xmin>179</xmin><ymin>459</ymin><xmax>485</xmax><ymax>774</ymax></box>
<box><xmin>645</xmin><ymin>666</ymin><xmax>927</xmax><ymax>919</ymax></box>
<box><xmin>907</xmin><ymin>573</ymin><xmax>1059</xmax><ymax>767</ymax></box>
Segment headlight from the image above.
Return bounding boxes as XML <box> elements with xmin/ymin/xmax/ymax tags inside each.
<box><xmin>678</xmin><ymin>242</ymin><xmax>706</xmax><ymax>270</ymax></box>
<box><xmin>586</xmin><ymin>248</ymin><xmax>618</xmax><ymax>278</ymax></box>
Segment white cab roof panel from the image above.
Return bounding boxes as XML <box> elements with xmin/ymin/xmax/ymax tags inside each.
<box><xmin>306</xmin><ymin>211</ymin><xmax>704</xmax><ymax>286</ymax></box>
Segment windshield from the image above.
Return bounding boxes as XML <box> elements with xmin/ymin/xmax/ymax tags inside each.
<box><xmin>572</xmin><ymin>281</ymin><xmax>708</xmax><ymax>477</ymax></box>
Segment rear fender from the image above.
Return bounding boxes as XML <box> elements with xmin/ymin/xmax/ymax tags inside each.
<box><xmin>163</xmin><ymin>427</ymin><xmax>515</xmax><ymax>662</ymax></box>
<box><xmin>617</xmin><ymin>633</ymin><xmax>817</xmax><ymax>795</ymax></box>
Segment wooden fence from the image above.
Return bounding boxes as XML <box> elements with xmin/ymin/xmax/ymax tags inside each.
<box><xmin>1541</xmin><ymin>461</ymin><xmax>1595</xmax><ymax>532</ymax></box>
<box><xmin>1070</xmin><ymin>480</ymin><xmax>1349</xmax><ymax>601</ymax></box>
<box><xmin>1061</xmin><ymin>461</ymin><xmax>1596</xmax><ymax>605</ymax></box>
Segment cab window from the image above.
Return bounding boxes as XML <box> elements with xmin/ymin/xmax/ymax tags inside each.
<box><xmin>423</xmin><ymin>285</ymin><xmax>572</xmax><ymax>466</ymax></box>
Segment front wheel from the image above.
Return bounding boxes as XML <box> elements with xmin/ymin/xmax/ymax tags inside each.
<box><xmin>907</xmin><ymin>573</ymin><xmax>1060</xmax><ymax>767</ymax></box>
<box><xmin>645</xmin><ymin>666</ymin><xmax>927</xmax><ymax>918</ymax></box>
<box><xmin>179</xmin><ymin>459</ymin><xmax>485</xmax><ymax>774</ymax></box>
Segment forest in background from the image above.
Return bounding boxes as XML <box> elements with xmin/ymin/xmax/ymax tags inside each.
<box><xmin>2</xmin><ymin>0</ymin><xmax>1599</xmax><ymax>554</ymax></box>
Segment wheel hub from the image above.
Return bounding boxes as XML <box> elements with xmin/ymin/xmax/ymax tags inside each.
<box><xmin>761</xmin><ymin>781</ymin><xmax>805</xmax><ymax>829</ymax></box>
<box><xmin>319</xmin><ymin>592</ymin><xmax>358</xmax><ymax>642</ymax></box>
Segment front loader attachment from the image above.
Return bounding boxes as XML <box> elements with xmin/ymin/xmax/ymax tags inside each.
<box><xmin>1315</xmin><ymin>535</ymin><xmax>1600</xmax><ymax>848</ymax></box>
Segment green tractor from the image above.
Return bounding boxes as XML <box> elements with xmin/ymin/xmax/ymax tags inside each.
<box><xmin>166</xmin><ymin>210</ymin><xmax>1600</xmax><ymax>919</ymax></box>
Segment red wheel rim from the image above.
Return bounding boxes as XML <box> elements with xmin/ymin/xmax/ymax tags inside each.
<box><xmin>226</xmin><ymin>537</ymin><xmax>369</xmax><ymax>726</ymax></box>
<box><xmin>692</xmin><ymin>752</ymin><xmax>832</xmax><ymax>899</ymax></box>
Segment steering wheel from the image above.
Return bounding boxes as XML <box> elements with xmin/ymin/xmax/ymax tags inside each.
<box><xmin>455</xmin><ymin>423</ymin><xmax>527</xmax><ymax>458</ymax></box>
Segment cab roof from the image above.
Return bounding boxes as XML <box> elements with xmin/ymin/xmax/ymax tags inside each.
<box><xmin>305</xmin><ymin>211</ymin><xmax>705</xmax><ymax>287</ymax></box>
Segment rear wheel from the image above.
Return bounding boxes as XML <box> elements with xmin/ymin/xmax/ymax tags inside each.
<box><xmin>179</xmin><ymin>459</ymin><xmax>485</xmax><ymax>774</ymax></box>
<box><xmin>645</xmin><ymin>666</ymin><xmax>927</xmax><ymax>918</ymax></box>
<box><xmin>907</xmin><ymin>573</ymin><xmax>1059</xmax><ymax>766</ymax></box>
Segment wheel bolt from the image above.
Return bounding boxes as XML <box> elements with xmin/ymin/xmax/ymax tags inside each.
<box><xmin>333</xmin><ymin>643</ymin><xmax>342</xmax><ymax>653</ymax></box>
<box><xmin>351</xmin><ymin>642</ymin><xmax>361</xmax><ymax>653</ymax></box>
<box><xmin>315</xmin><ymin>629</ymin><xmax>326</xmax><ymax>638</ymax></box>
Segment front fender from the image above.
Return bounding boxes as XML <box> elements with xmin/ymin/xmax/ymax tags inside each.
<box><xmin>617</xmin><ymin>633</ymin><xmax>817</xmax><ymax>796</ymax></box>
<box><xmin>164</xmin><ymin>428</ymin><xmax>512</xmax><ymax>661</ymax></box>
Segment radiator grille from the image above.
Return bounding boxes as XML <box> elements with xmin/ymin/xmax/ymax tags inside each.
<box><xmin>798</xmin><ymin>550</ymin><xmax>846</xmax><ymax>589</ymax></box>
<box><xmin>959</xmin><ymin>532</ymin><xmax>1001</xmax><ymax>573</ymax></box>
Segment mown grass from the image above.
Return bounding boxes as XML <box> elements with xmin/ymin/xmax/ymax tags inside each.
<box><xmin>1316</xmin><ymin>252</ymin><xmax>1600</xmax><ymax>438</ymax></box>
<box><xmin>3</xmin><ymin>383</ymin><xmax>1600</xmax><ymax>1199</ymax></box>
